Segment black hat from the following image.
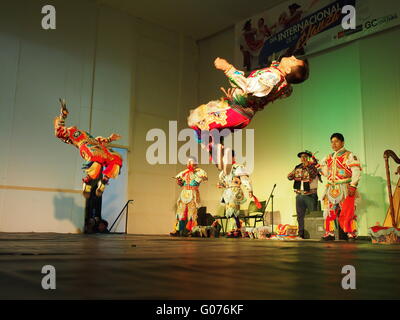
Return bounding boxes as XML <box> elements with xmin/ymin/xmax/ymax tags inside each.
<box><xmin>297</xmin><ymin>150</ymin><xmax>312</xmax><ymax>158</ymax></box>
<box><xmin>243</xmin><ymin>19</ymin><xmax>252</xmax><ymax>30</ymax></box>
<box><xmin>289</xmin><ymin>3</ymin><xmax>301</xmax><ymax>10</ymax></box>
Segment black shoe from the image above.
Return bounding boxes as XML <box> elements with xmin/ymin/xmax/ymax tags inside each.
<box><xmin>347</xmin><ymin>237</ymin><xmax>356</xmax><ymax>242</ymax></box>
<box><xmin>322</xmin><ymin>235</ymin><xmax>335</xmax><ymax>241</ymax></box>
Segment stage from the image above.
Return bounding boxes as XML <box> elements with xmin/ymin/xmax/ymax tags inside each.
<box><xmin>0</xmin><ymin>233</ymin><xmax>399</xmax><ymax>300</ymax></box>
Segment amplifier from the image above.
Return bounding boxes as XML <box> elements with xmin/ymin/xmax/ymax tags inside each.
<box><xmin>304</xmin><ymin>211</ymin><xmax>325</xmax><ymax>239</ymax></box>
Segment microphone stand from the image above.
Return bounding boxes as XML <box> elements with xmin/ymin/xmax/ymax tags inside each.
<box><xmin>109</xmin><ymin>200</ymin><xmax>133</xmax><ymax>234</ymax></box>
<box><xmin>265</xmin><ymin>184</ymin><xmax>277</xmax><ymax>235</ymax></box>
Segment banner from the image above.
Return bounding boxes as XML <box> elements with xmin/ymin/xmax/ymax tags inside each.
<box><xmin>235</xmin><ymin>0</ymin><xmax>400</xmax><ymax>71</ymax></box>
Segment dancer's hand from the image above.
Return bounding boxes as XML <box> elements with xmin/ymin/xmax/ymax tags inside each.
<box><xmin>214</xmin><ymin>57</ymin><xmax>232</xmax><ymax>71</ymax></box>
<box><xmin>220</xmin><ymin>87</ymin><xmax>234</xmax><ymax>100</ymax></box>
<box><xmin>59</xmin><ymin>98</ymin><xmax>69</xmax><ymax>117</ymax></box>
<box><xmin>348</xmin><ymin>186</ymin><xmax>356</xmax><ymax>197</ymax></box>
<box><xmin>249</xmin><ymin>191</ymin><xmax>254</xmax><ymax>198</ymax></box>
<box><xmin>109</xmin><ymin>133</ymin><xmax>121</xmax><ymax>141</ymax></box>
<box><xmin>61</xmin><ymin>108</ymin><xmax>69</xmax><ymax>117</ymax></box>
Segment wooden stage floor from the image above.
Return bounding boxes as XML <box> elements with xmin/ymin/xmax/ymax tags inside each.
<box><xmin>0</xmin><ymin>233</ymin><xmax>399</xmax><ymax>300</ymax></box>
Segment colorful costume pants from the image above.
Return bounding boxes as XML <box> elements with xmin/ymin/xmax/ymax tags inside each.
<box><xmin>80</xmin><ymin>144</ymin><xmax>122</xmax><ymax>180</ymax></box>
<box><xmin>188</xmin><ymin>100</ymin><xmax>251</xmax><ymax>142</ymax></box>
<box><xmin>323</xmin><ymin>184</ymin><xmax>358</xmax><ymax>235</ymax></box>
<box><xmin>221</xmin><ymin>186</ymin><xmax>246</xmax><ymax>229</ymax></box>
<box><xmin>324</xmin><ymin>202</ymin><xmax>357</xmax><ymax>235</ymax></box>
<box><xmin>175</xmin><ymin>188</ymin><xmax>200</xmax><ymax>233</ymax></box>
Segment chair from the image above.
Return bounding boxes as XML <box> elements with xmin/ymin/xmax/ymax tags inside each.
<box><xmin>212</xmin><ymin>207</ymin><xmax>229</xmax><ymax>234</ymax></box>
<box><xmin>212</xmin><ymin>207</ymin><xmax>246</xmax><ymax>234</ymax></box>
<box><xmin>242</xmin><ymin>200</ymin><xmax>267</xmax><ymax>228</ymax></box>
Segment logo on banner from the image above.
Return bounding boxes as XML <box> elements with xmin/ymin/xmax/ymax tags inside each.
<box><xmin>341</xmin><ymin>5</ymin><xmax>356</xmax><ymax>30</ymax></box>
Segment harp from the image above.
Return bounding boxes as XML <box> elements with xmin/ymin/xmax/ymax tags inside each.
<box><xmin>383</xmin><ymin>150</ymin><xmax>400</xmax><ymax>228</ymax></box>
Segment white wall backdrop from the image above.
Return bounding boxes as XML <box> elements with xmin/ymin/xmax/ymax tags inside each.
<box><xmin>0</xmin><ymin>0</ymin><xmax>97</xmax><ymax>232</ymax></box>
<box><xmin>0</xmin><ymin>0</ymin><xmax>198</xmax><ymax>233</ymax></box>
<box><xmin>126</xmin><ymin>20</ymin><xmax>200</xmax><ymax>235</ymax></box>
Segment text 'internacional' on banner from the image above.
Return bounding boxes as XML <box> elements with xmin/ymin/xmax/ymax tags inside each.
<box><xmin>235</xmin><ymin>0</ymin><xmax>400</xmax><ymax>71</ymax></box>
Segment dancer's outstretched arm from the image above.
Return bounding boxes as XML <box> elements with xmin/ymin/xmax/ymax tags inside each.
<box><xmin>240</xmin><ymin>175</ymin><xmax>253</xmax><ymax>197</ymax></box>
<box><xmin>214</xmin><ymin>57</ymin><xmax>249</xmax><ymax>91</ymax></box>
<box><xmin>95</xmin><ymin>133</ymin><xmax>121</xmax><ymax>144</ymax></box>
<box><xmin>215</xmin><ymin>57</ymin><xmax>278</xmax><ymax>97</ymax></box>
<box><xmin>194</xmin><ymin>168</ymin><xmax>208</xmax><ymax>183</ymax></box>
<box><xmin>217</xmin><ymin>171</ymin><xmax>227</xmax><ymax>188</ymax></box>
<box><xmin>54</xmin><ymin>99</ymin><xmax>71</xmax><ymax>142</ymax></box>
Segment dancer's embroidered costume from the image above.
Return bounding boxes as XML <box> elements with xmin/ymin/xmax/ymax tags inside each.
<box><xmin>188</xmin><ymin>61</ymin><xmax>292</xmax><ymax>138</ymax></box>
<box><xmin>219</xmin><ymin>163</ymin><xmax>253</xmax><ymax>232</ymax></box>
<box><xmin>172</xmin><ymin>162</ymin><xmax>207</xmax><ymax>235</ymax></box>
<box><xmin>54</xmin><ymin>99</ymin><xmax>123</xmax><ymax>198</ymax></box>
<box><xmin>317</xmin><ymin>148</ymin><xmax>361</xmax><ymax>238</ymax></box>
<box><xmin>188</xmin><ymin>56</ymin><xmax>308</xmax><ymax>172</ymax></box>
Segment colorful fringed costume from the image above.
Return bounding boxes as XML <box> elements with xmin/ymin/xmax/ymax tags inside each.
<box><xmin>188</xmin><ymin>61</ymin><xmax>292</xmax><ymax>142</ymax></box>
<box><xmin>54</xmin><ymin>100</ymin><xmax>123</xmax><ymax>198</ymax></box>
<box><xmin>218</xmin><ymin>163</ymin><xmax>253</xmax><ymax>231</ymax></box>
<box><xmin>317</xmin><ymin>148</ymin><xmax>361</xmax><ymax>238</ymax></box>
<box><xmin>173</xmin><ymin>164</ymin><xmax>208</xmax><ymax>235</ymax></box>
<box><xmin>368</xmin><ymin>225</ymin><xmax>400</xmax><ymax>244</ymax></box>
